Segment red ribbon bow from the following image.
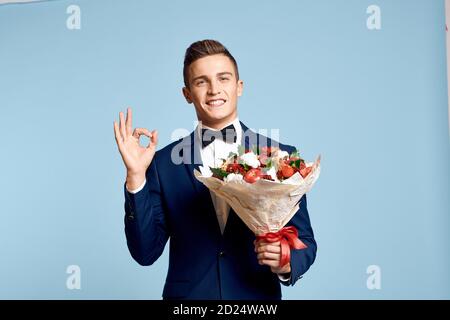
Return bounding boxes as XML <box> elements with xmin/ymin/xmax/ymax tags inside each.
<box><xmin>255</xmin><ymin>226</ymin><xmax>307</xmax><ymax>267</ymax></box>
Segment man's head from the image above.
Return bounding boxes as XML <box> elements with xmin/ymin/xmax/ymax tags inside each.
<box><xmin>182</xmin><ymin>39</ymin><xmax>243</xmax><ymax>129</ymax></box>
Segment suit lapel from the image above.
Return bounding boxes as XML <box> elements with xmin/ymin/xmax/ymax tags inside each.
<box><xmin>240</xmin><ymin>120</ymin><xmax>264</xmax><ymax>152</ymax></box>
<box><xmin>182</xmin><ymin>131</ymin><xmax>205</xmax><ymax>195</ymax></box>
<box><xmin>182</xmin><ymin>131</ymin><xmax>222</xmax><ymax>236</ymax></box>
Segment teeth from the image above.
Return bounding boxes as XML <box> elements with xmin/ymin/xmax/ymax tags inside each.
<box><xmin>207</xmin><ymin>99</ymin><xmax>225</xmax><ymax>106</ymax></box>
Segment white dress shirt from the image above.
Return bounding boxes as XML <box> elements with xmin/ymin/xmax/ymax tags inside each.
<box><xmin>126</xmin><ymin>117</ymin><xmax>291</xmax><ymax>282</ymax></box>
<box><xmin>195</xmin><ymin>117</ymin><xmax>242</xmax><ymax>234</ymax></box>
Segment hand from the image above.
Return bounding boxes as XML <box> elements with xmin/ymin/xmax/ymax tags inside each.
<box><xmin>254</xmin><ymin>239</ymin><xmax>291</xmax><ymax>275</ymax></box>
<box><xmin>113</xmin><ymin>107</ymin><xmax>158</xmax><ymax>188</ymax></box>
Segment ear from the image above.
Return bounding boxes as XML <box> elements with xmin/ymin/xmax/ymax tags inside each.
<box><xmin>237</xmin><ymin>79</ymin><xmax>244</xmax><ymax>97</ymax></box>
<box><xmin>182</xmin><ymin>87</ymin><xmax>193</xmax><ymax>104</ymax></box>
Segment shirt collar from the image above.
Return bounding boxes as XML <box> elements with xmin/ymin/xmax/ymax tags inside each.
<box><xmin>196</xmin><ymin>117</ymin><xmax>242</xmax><ymax>146</ymax></box>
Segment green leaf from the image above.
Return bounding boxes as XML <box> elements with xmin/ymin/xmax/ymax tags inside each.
<box><xmin>290</xmin><ymin>159</ymin><xmax>305</xmax><ymax>168</ymax></box>
<box><xmin>290</xmin><ymin>149</ymin><xmax>300</xmax><ymax>158</ymax></box>
<box><xmin>237</xmin><ymin>162</ymin><xmax>250</xmax><ymax>171</ymax></box>
<box><xmin>227</xmin><ymin>151</ymin><xmax>238</xmax><ymax>159</ymax></box>
<box><xmin>210</xmin><ymin>167</ymin><xmax>229</xmax><ymax>178</ymax></box>
<box><xmin>237</xmin><ymin>157</ymin><xmax>250</xmax><ymax>171</ymax></box>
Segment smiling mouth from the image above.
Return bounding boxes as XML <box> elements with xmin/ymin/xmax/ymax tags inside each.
<box><xmin>206</xmin><ymin>99</ymin><xmax>226</xmax><ymax>107</ymax></box>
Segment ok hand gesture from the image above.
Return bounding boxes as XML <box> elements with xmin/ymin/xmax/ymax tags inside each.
<box><xmin>113</xmin><ymin>107</ymin><xmax>158</xmax><ymax>189</ymax></box>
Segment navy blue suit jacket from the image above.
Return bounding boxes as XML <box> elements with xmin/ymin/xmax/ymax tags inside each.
<box><xmin>123</xmin><ymin>121</ymin><xmax>317</xmax><ymax>300</ymax></box>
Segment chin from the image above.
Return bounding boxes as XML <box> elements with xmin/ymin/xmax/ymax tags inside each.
<box><xmin>209</xmin><ymin>111</ymin><xmax>233</xmax><ymax>120</ymax></box>
<box><xmin>202</xmin><ymin>108</ymin><xmax>230</xmax><ymax>118</ymax></box>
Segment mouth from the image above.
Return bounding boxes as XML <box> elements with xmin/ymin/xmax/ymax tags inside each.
<box><xmin>205</xmin><ymin>99</ymin><xmax>227</xmax><ymax>107</ymax></box>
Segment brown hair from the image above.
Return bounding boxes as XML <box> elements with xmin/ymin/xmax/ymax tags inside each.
<box><xmin>183</xmin><ymin>39</ymin><xmax>239</xmax><ymax>87</ymax></box>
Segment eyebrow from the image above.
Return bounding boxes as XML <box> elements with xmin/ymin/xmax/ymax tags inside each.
<box><xmin>191</xmin><ymin>72</ymin><xmax>234</xmax><ymax>83</ymax></box>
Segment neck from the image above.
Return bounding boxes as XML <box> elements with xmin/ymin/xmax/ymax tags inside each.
<box><xmin>199</xmin><ymin>114</ymin><xmax>238</xmax><ymax>130</ymax></box>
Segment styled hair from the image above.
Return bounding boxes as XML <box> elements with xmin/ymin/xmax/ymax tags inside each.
<box><xmin>183</xmin><ymin>39</ymin><xmax>239</xmax><ymax>87</ymax></box>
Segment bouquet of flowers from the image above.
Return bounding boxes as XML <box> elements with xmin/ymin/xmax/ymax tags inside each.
<box><xmin>194</xmin><ymin>146</ymin><xmax>321</xmax><ymax>267</ymax></box>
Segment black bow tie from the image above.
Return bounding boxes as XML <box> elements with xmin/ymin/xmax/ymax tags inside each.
<box><xmin>201</xmin><ymin>124</ymin><xmax>237</xmax><ymax>148</ymax></box>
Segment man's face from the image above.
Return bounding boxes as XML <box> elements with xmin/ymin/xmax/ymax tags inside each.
<box><xmin>182</xmin><ymin>54</ymin><xmax>243</xmax><ymax>129</ymax></box>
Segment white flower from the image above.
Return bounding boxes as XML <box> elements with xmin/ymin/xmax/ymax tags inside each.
<box><xmin>224</xmin><ymin>173</ymin><xmax>244</xmax><ymax>182</ymax></box>
<box><xmin>273</xmin><ymin>150</ymin><xmax>289</xmax><ymax>160</ymax></box>
<box><xmin>239</xmin><ymin>152</ymin><xmax>260</xmax><ymax>168</ymax></box>
<box><xmin>265</xmin><ymin>166</ymin><xmax>278</xmax><ymax>181</ymax></box>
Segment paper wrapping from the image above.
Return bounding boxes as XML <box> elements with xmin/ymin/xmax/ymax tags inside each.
<box><xmin>194</xmin><ymin>156</ymin><xmax>321</xmax><ymax>235</ymax></box>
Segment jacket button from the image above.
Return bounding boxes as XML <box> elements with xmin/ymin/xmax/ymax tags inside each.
<box><xmin>219</xmin><ymin>251</ymin><xmax>225</xmax><ymax>257</ymax></box>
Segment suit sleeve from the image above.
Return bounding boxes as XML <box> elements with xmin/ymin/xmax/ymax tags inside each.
<box><xmin>280</xmin><ymin>194</ymin><xmax>317</xmax><ymax>287</ymax></box>
<box><xmin>123</xmin><ymin>156</ymin><xmax>169</xmax><ymax>266</ymax></box>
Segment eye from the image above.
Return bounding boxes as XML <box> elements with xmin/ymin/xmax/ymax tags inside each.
<box><xmin>196</xmin><ymin>80</ymin><xmax>206</xmax><ymax>86</ymax></box>
<box><xmin>219</xmin><ymin>77</ymin><xmax>230</xmax><ymax>81</ymax></box>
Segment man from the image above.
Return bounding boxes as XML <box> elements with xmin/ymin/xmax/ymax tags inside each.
<box><xmin>113</xmin><ymin>39</ymin><xmax>317</xmax><ymax>300</ymax></box>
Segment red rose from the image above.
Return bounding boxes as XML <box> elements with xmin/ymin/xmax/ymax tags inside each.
<box><xmin>244</xmin><ymin>168</ymin><xmax>262</xmax><ymax>183</ymax></box>
<box><xmin>281</xmin><ymin>165</ymin><xmax>295</xmax><ymax>178</ymax></box>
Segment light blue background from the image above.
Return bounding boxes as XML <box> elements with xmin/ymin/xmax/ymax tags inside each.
<box><xmin>0</xmin><ymin>0</ymin><xmax>449</xmax><ymax>299</ymax></box>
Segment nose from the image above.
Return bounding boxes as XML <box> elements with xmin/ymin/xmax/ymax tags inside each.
<box><xmin>207</xmin><ymin>80</ymin><xmax>221</xmax><ymax>95</ymax></box>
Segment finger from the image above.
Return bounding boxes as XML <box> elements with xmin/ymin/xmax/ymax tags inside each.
<box><xmin>256</xmin><ymin>244</ymin><xmax>281</xmax><ymax>254</ymax></box>
<box><xmin>125</xmin><ymin>107</ymin><xmax>133</xmax><ymax>137</ymax></box>
<box><xmin>256</xmin><ymin>240</ymin><xmax>267</xmax><ymax>246</ymax></box>
<box><xmin>255</xmin><ymin>241</ymin><xmax>263</xmax><ymax>251</ymax></box>
<box><xmin>256</xmin><ymin>244</ymin><xmax>280</xmax><ymax>253</ymax></box>
<box><xmin>132</xmin><ymin>127</ymin><xmax>152</xmax><ymax>139</ymax></box>
<box><xmin>257</xmin><ymin>252</ymin><xmax>280</xmax><ymax>260</ymax></box>
<box><xmin>259</xmin><ymin>259</ymin><xmax>280</xmax><ymax>268</ymax></box>
<box><xmin>256</xmin><ymin>240</ymin><xmax>280</xmax><ymax>248</ymax></box>
<box><xmin>148</xmin><ymin>130</ymin><xmax>158</xmax><ymax>148</ymax></box>
<box><xmin>119</xmin><ymin>112</ymin><xmax>126</xmax><ymax>138</ymax></box>
<box><xmin>113</xmin><ymin>121</ymin><xmax>123</xmax><ymax>146</ymax></box>
<box><xmin>133</xmin><ymin>128</ymin><xmax>153</xmax><ymax>148</ymax></box>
